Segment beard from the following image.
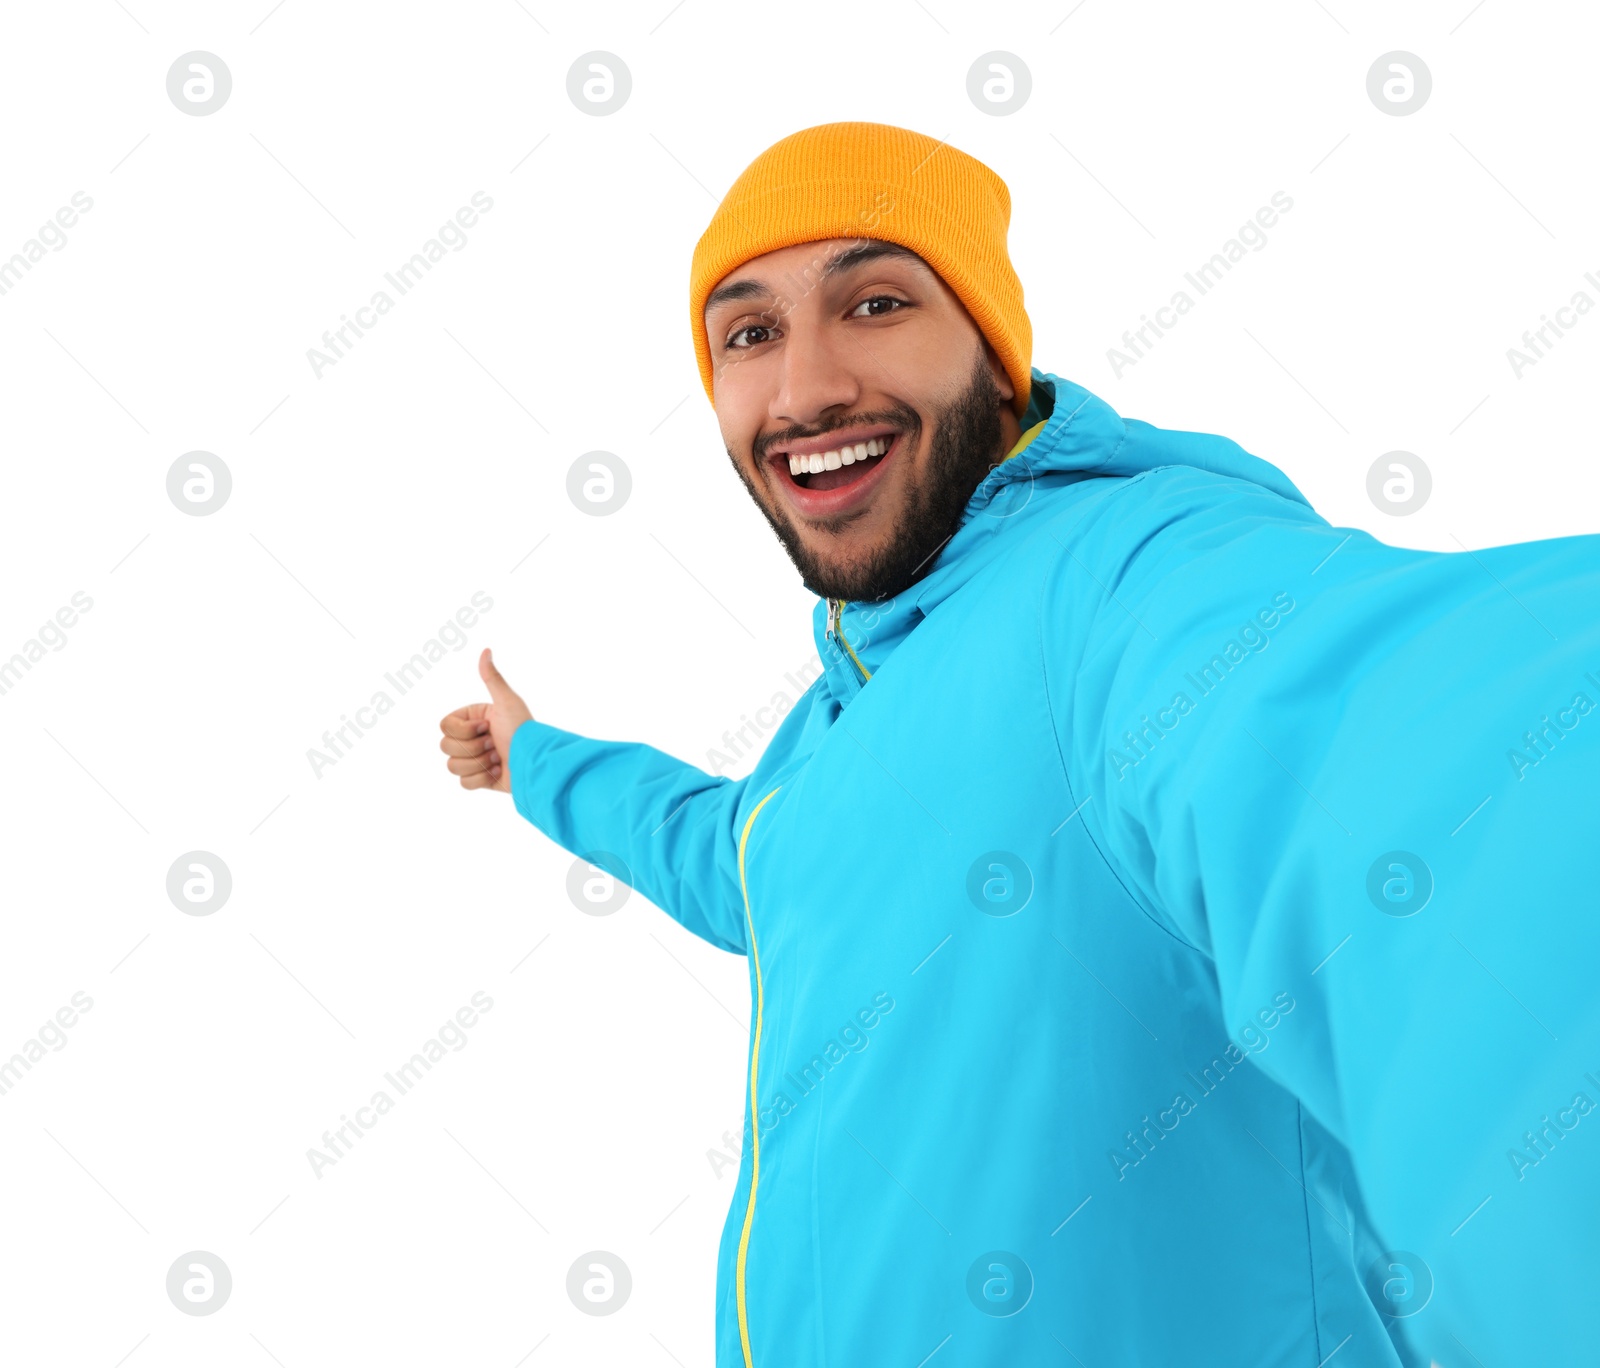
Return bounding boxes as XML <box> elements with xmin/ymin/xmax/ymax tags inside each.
<box><xmin>728</xmin><ymin>345</ymin><xmax>1010</xmax><ymax>602</ymax></box>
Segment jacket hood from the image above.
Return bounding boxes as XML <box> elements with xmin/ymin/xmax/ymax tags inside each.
<box><xmin>810</xmin><ymin>368</ymin><xmax>1315</xmax><ymax>707</ymax></box>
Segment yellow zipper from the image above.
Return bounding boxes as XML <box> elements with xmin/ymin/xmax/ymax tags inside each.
<box><xmin>735</xmin><ymin>784</ymin><xmax>783</xmax><ymax>1368</ymax></box>
<box><xmin>828</xmin><ymin>598</ymin><xmax>873</xmax><ymax>683</ymax></box>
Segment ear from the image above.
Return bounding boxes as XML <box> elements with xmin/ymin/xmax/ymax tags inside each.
<box><xmin>982</xmin><ymin>339</ymin><xmax>1014</xmax><ymax>403</ymax></box>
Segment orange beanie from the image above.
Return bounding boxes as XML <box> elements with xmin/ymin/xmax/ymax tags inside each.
<box><xmin>689</xmin><ymin>121</ymin><xmax>1032</xmax><ymax>419</ymax></box>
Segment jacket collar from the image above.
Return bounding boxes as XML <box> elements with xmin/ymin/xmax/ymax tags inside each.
<box><xmin>809</xmin><ymin>369</ymin><xmax>1312</xmax><ymax>708</ymax></box>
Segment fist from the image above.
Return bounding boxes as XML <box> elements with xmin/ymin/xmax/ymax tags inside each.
<box><xmin>438</xmin><ymin>648</ymin><xmax>533</xmax><ymax>794</ymax></box>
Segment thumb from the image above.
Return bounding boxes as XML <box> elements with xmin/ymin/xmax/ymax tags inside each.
<box><xmin>479</xmin><ymin>647</ymin><xmax>517</xmax><ymax>703</ymax></box>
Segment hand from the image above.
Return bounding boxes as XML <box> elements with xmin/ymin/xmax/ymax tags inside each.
<box><xmin>438</xmin><ymin>648</ymin><xmax>533</xmax><ymax>794</ymax></box>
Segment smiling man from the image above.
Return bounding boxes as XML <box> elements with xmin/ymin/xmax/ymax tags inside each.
<box><xmin>707</xmin><ymin>232</ymin><xmax>1024</xmax><ymax>604</ymax></box>
<box><xmin>440</xmin><ymin>123</ymin><xmax>1600</xmax><ymax>1366</ymax></box>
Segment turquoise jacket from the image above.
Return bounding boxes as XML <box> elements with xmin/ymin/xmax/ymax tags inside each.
<box><xmin>509</xmin><ymin>371</ymin><xmax>1600</xmax><ymax>1366</ymax></box>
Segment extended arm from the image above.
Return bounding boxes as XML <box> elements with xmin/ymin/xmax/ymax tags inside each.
<box><xmin>1050</xmin><ymin>467</ymin><xmax>1600</xmax><ymax>1364</ymax></box>
<box><xmin>508</xmin><ymin>717</ymin><xmax>752</xmax><ymax>955</ymax></box>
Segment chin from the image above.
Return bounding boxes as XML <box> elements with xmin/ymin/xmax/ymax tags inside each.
<box><xmin>796</xmin><ymin>543</ymin><xmax>900</xmax><ymax>602</ymax></box>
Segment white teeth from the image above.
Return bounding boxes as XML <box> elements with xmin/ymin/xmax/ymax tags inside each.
<box><xmin>787</xmin><ymin>436</ymin><xmax>892</xmax><ymax>479</ymax></box>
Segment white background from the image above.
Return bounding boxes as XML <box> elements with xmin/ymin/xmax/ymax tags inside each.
<box><xmin>1</xmin><ymin>1</ymin><xmax>1595</xmax><ymax>1363</ymax></box>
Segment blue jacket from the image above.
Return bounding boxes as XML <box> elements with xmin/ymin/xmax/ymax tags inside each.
<box><xmin>509</xmin><ymin>370</ymin><xmax>1600</xmax><ymax>1366</ymax></box>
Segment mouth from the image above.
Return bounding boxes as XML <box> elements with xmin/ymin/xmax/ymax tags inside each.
<box><xmin>765</xmin><ymin>429</ymin><xmax>904</xmax><ymax>519</ymax></box>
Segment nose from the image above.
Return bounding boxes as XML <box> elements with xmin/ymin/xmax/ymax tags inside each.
<box><xmin>769</xmin><ymin>312</ymin><xmax>862</xmax><ymax>432</ymax></box>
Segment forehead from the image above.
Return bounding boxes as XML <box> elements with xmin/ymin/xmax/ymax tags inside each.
<box><xmin>704</xmin><ymin>238</ymin><xmax>927</xmax><ymax>315</ymax></box>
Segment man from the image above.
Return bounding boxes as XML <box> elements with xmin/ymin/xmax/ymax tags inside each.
<box><xmin>439</xmin><ymin>123</ymin><xmax>1599</xmax><ymax>1366</ymax></box>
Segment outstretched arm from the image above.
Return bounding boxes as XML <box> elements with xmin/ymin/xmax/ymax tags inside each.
<box><xmin>505</xmin><ymin>717</ymin><xmax>753</xmax><ymax>954</ymax></box>
<box><xmin>440</xmin><ymin>649</ymin><xmax>752</xmax><ymax>954</ymax></box>
<box><xmin>1048</xmin><ymin>467</ymin><xmax>1600</xmax><ymax>1365</ymax></box>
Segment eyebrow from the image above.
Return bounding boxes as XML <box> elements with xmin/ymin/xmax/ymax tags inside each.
<box><xmin>704</xmin><ymin>240</ymin><xmax>925</xmax><ymax>314</ymax></box>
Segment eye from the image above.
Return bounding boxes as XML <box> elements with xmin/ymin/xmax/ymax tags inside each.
<box><xmin>725</xmin><ymin>322</ymin><xmax>778</xmax><ymax>351</ymax></box>
<box><xmin>851</xmin><ymin>295</ymin><xmax>909</xmax><ymax>318</ymax></box>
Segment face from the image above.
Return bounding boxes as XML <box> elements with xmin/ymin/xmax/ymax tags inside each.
<box><xmin>706</xmin><ymin>237</ymin><xmax>1021</xmax><ymax>602</ymax></box>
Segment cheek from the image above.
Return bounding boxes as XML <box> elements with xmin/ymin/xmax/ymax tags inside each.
<box><xmin>714</xmin><ymin>386</ymin><xmax>770</xmax><ymax>455</ymax></box>
<box><xmin>716</xmin><ymin>415</ymin><xmax>762</xmax><ymax>479</ymax></box>
<box><xmin>712</xmin><ymin>355</ymin><xmax>761</xmax><ymax>420</ymax></box>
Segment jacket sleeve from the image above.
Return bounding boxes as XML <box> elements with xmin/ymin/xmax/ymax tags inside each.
<box><xmin>507</xmin><ymin>717</ymin><xmax>752</xmax><ymax>954</ymax></box>
<box><xmin>1054</xmin><ymin>467</ymin><xmax>1600</xmax><ymax>1366</ymax></box>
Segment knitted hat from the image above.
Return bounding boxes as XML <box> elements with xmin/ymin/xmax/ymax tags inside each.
<box><xmin>690</xmin><ymin>121</ymin><xmax>1032</xmax><ymax>418</ymax></box>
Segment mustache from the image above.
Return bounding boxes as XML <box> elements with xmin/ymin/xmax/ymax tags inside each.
<box><xmin>753</xmin><ymin>406</ymin><xmax>921</xmax><ymax>461</ymax></box>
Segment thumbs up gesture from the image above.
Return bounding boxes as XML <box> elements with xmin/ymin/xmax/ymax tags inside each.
<box><xmin>438</xmin><ymin>648</ymin><xmax>533</xmax><ymax>794</ymax></box>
